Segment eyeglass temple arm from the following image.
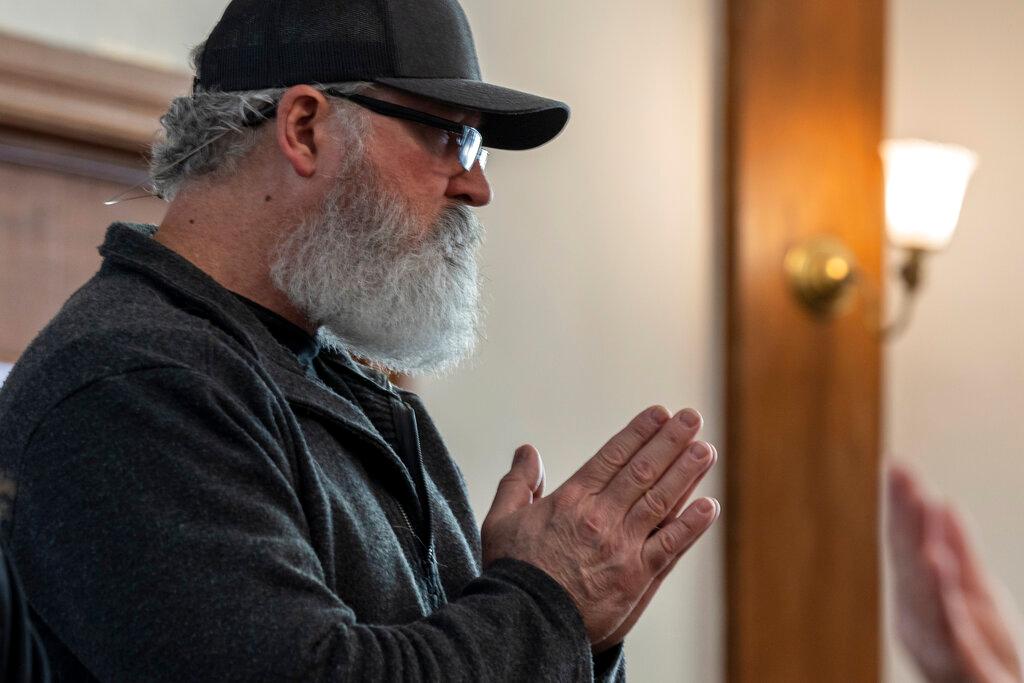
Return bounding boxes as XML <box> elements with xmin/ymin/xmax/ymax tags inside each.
<box><xmin>243</xmin><ymin>90</ymin><xmax>476</xmax><ymax>139</ymax></box>
<box><xmin>326</xmin><ymin>91</ymin><xmax>470</xmax><ymax>135</ymax></box>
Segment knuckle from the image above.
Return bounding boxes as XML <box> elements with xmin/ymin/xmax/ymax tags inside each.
<box><xmin>657</xmin><ymin>529</ymin><xmax>678</xmax><ymax>557</ymax></box>
<box><xmin>553</xmin><ymin>485</ymin><xmax>581</xmax><ymax>511</ymax></box>
<box><xmin>662</xmin><ymin>423</ymin><xmax>689</xmax><ymax>447</ymax></box>
<box><xmin>480</xmin><ymin>515</ymin><xmax>494</xmax><ymax>536</ymax></box>
<box><xmin>600</xmin><ymin>441</ymin><xmax>632</xmax><ymax>469</ymax></box>
<box><xmin>626</xmin><ymin>458</ymin><xmax>656</xmax><ymax>488</ymax></box>
<box><xmin>498</xmin><ymin>471</ymin><xmax>522</xmax><ymax>489</ymax></box>
<box><xmin>578</xmin><ymin>509</ymin><xmax>608</xmax><ymax>542</ymax></box>
<box><xmin>642</xmin><ymin>488</ymin><xmax>670</xmax><ymax>519</ymax></box>
<box><xmin>627</xmin><ymin>419</ymin><xmax>653</xmax><ymax>443</ymax></box>
<box><xmin>676</xmin><ymin>516</ymin><xmax>697</xmax><ymax>539</ymax></box>
<box><xmin>591</xmin><ymin>542</ymin><xmax>614</xmax><ymax>566</ymax></box>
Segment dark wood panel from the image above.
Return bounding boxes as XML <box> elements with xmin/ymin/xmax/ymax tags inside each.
<box><xmin>724</xmin><ymin>1</ymin><xmax>884</xmax><ymax>681</ymax></box>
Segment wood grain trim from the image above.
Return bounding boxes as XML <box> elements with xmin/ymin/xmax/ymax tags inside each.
<box><xmin>0</xmin><ymin>31</ymin><xmax>190</xmax><ymax>152</ymax></box>
<box><xmin>724</xmin><ymin>1</ymin><xmax>885</xmax><ymax>681</ymax></box>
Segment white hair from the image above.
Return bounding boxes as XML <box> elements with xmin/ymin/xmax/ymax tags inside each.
<box><xmin>270</xmin><ymin>141</ymin><xmax>485</xmax><ymax>375</ymax></box>
<box><xmin>149</xmin><ymin>41</ymin><xmax>371</xmax><ymax>201</ymax></box>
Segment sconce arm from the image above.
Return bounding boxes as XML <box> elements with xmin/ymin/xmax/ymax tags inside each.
<box><xmin>858</xmin><ymin>248</ymin><xmax>927</xmax><ymax>340</ymax></box>
<box><xmin>785</xmin><ymin>237</ymin><xmax>930</xmax><ymax>341</ymax></box>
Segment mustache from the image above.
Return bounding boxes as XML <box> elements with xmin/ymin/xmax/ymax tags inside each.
<box><xmin>431</xmin><ymin>204</ymin><xmax>483</xmax><ymax>260</ymax></box>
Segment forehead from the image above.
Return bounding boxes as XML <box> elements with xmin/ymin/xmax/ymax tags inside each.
<box><xmin>367</xmin><ymin>85</ymin><xmax>482</xmax><ymax>127</ymax></box>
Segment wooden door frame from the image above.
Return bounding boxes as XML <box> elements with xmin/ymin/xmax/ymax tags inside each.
<box><xmin>724</xmin><ymin>1</ymin><xmax>885</xmax><ymax>681</ymax></box>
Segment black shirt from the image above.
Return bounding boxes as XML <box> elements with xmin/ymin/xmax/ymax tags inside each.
<box><xmin>229</xmin><ymin>292</ymin><xmax>421</xmax><ymax>481</ymax></box>
<box><xmin>230</xmin><ymin>293</ymin><xmax>320</xmax><ymax>379</ymax></box>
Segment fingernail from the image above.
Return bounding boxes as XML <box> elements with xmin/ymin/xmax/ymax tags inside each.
<box><xmin>689</xmin><ymin>442</ymin><xmax>711</xmax><ymax>461</ymax></box>
<box><xmin>696</xmin><ymin>498</ymin><xmax>716</xmax><ymax>515</ymax></box>
<box><xmin>677</xmin><ymin>408</ymin><xmax>701</xmax><ymax>428</ymax></box>
<box><xmin>648</xmin><ymin>406</ymin><xmax>670</xmax><ymax>424</ymax></box>
<box><xmin>513</xmin><ymin>447</ymin><xmax>528</xmax><ymax>465</ymax></box>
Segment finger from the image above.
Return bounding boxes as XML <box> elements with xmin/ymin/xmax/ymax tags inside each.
<box><xmin>625</xmin><ymin>440</ymin><xmax>716</xmax><ymax>535</ymax></box>
<box><xmin>534</xmin><ymin>452</ymin><xmax>546</xmax><ymax>499</ymax></box>
<box><xmin>935</xmin><ymin>564</ymin><xmax>1011</xmax><ymax>683</ymax></box>
<box><xmin>600</xmin><ymin>408</ymin><xmax>703</xmax><ymax>512</ymax></box>
<box><xmin>482</xmin><ymin>445</ymin><xmax>543</xmax><ymax>530</ymax></box>
<box><xmin>642</xmin><ymin>497</ymin><xmax>720</xmax><ymax>574</ymax></box>
<box><xmin>568</xmin><ymin>406</ymin><xmax>672</xmax><ymax>491</ymax></box>
<box><xmin>653</xmin><ymin>444</ymin><xmax>718</xmax><ymax>530</ymax></box>
<box><xmin>887</xmin><ymin>464</ymin><xmax>928</xmax><ymax>551</ymax></box>
<box><xmin>937</xmin><ymin>504</ymin><xmax>992</xmax><ymax>599</ymax></box>
<box><xmin>887</xmin><ymin>465</ymin><xmax>934</xmax><ymax>591</ymax></box>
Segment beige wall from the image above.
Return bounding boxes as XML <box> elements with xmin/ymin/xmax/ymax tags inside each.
<box><xmin>0</xmin><ymin>0</ymin><xmax>220</xmax><ymax>69</ymax></box>
<box><xmin>885</xmin><ymin>0</ymin><xmax>1024</xmax><ymax>680</ymax></box>
<box><xmin>423</xmin><ymin>2</ymin><xmax>724</xmax><ymax>681</ymax></box>
<box><xmin>1</xmin><ymin>2</ymin><xmax>725</xmax><ymax>681</ymax></box>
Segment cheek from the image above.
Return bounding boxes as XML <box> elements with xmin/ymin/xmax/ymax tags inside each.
<box><xmin>368</xmin><ymin>120</ymin><xmax>452</xmax><ymax>189</ymax></box>
<box><xmin>365</xmin><ymin>131</ymin><xmax>451</xmax><ymax>232</ymax></box>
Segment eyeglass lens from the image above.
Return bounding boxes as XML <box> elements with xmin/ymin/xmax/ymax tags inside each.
<box><xmin>458</xmin><ymin>127</ymin><xmax>486</xmax><ymax>172</ymax></box>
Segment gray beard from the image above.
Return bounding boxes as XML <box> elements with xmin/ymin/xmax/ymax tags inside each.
<box><xmin>269</xmin><ymin>157</ymin><xmax>484</xmax><ymax>376</ymax></box>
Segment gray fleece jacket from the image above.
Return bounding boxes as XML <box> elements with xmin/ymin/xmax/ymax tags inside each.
<box><xmin>0</xmin><ymin>222</ymin><xmax>625</xmax><ymax>682</ymax></box>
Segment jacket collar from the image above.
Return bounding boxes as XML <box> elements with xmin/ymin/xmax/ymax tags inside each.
<box><xmin>99</xmin><ymin>222</ymin><xmax>436</xmax><ymax>517</ymax></box>
<box><xmin>97</xmin><ymin>222</ymin><xmax>394</xmax><ymax>437</ymax></box>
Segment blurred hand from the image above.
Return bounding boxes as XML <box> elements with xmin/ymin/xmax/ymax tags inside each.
<box><xmin>888</xmin><ymin>464</ymin><xmax>1024</xmax><ymax>683</ymax></box>
<box><xmin>481</xmin><ymin>406</ymin><xmax>720</xmax><ymax>651</ymax></box>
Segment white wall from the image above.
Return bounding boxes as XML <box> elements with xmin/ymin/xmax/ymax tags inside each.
<box><xmin>884</xmin><ymin>0</ymin><xmax>1024</xmax><ymax>680</ymax></box>
<box><xmin>1</xmin><ymin>2</ymin><xmax>725</xmax><ymax>681</ymax></box>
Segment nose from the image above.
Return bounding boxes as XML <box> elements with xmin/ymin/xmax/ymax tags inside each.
<box><xmin>445</xmin><ymin>162</ymin><xmax>492</xmax><ymax>207</ymax></box>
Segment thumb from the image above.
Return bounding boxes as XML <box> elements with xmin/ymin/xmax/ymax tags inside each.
<box><xmin>484</xmin><ymin>445</ymin><xmax>544</xmax><ymax>526</ymax></box>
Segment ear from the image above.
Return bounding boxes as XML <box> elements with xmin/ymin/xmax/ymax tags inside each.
<box><xmin>275</xmin><ymin>85</ymin><xmax>335</xmax><ymax>179</ymax></box>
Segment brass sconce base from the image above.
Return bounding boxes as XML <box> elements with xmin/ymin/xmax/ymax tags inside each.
<box><xmin>784</xmin><ymin>236</ymin><xmax>859</xmax><ymax>318</ymax></box>
<box><xmin>784</xmin><ymin>236</ymin><xmax>928</xmax><ymax>338</ymax></box>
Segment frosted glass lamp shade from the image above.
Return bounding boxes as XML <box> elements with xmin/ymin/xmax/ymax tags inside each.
<box><xmin>881</xmin><ymin>139</ymin><xmax>978</xmax><ymax>251</ymax></box>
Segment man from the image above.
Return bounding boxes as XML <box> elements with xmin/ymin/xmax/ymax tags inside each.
<box><xmin>0</xmin><ymin>1</ymin><xmax>720</xmax><ymax>680</ymax></box>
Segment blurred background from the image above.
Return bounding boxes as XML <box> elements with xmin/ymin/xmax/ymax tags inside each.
<box><xmin>0</xmin><ymin>0</ymin><xmax>1020</xmax><ymax>680</ymax></box>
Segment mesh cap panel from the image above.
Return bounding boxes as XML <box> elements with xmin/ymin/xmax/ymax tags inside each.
<box><xmin>386</xmin><ymin>0</ymin><xmax>479</xmax><ymax>79</ymax></box>
<box><xmin>194</xmin><ymin>0</ymin><xmax>570</xmax><ymax>150</ymax></box>
<box><xmin>207</xmin><ymin>0</ymin><xmax>271</xmax><ymax>50</ymax></box>
<box><xmin>276</xmin><ymin>0</ymin><xmax>386</xmax><ymax>46</ymax></box>
<box><xmin>198</xmin><ymin>0</ymin><xmax>395</xmax><ymax>90</ymax></box>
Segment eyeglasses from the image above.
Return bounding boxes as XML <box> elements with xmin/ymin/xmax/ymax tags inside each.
<box><xmin>323</xmin><ymin>90</ymin><xmax>488</xmax><ymax>173</ymax></box>
<box><xmin>106</xmin><ymin>89</ymin><xmax>487</xmax><ymax>207</ymax></box>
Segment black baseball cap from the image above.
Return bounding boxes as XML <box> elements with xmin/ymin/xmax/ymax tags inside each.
<box><xmin>195</xmin><ymin>0</ymin><xmax>570</xmax><ymax>151</ymax></box>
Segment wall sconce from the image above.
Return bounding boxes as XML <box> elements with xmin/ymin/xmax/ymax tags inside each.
<box><xmin>784</xmin><ymin>138</ymin><xmax>978</xmax><ymax>337</ymax></box>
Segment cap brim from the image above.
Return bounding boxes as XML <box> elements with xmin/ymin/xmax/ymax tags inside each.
<box><xmin>373</xmin><ymin>77</ymin><xmax>570</xmax><ymax>151</ymax></box>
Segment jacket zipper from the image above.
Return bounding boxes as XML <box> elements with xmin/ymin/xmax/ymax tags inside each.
<box><xmin>295</xmin><ymin>366</ymin><xmax>444</xmax><ymax>611</ymax></box>
<box><xmin>393</xmin><ymin>398</ymin><xmax>445</xmax><ymax>610</ymax></box>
